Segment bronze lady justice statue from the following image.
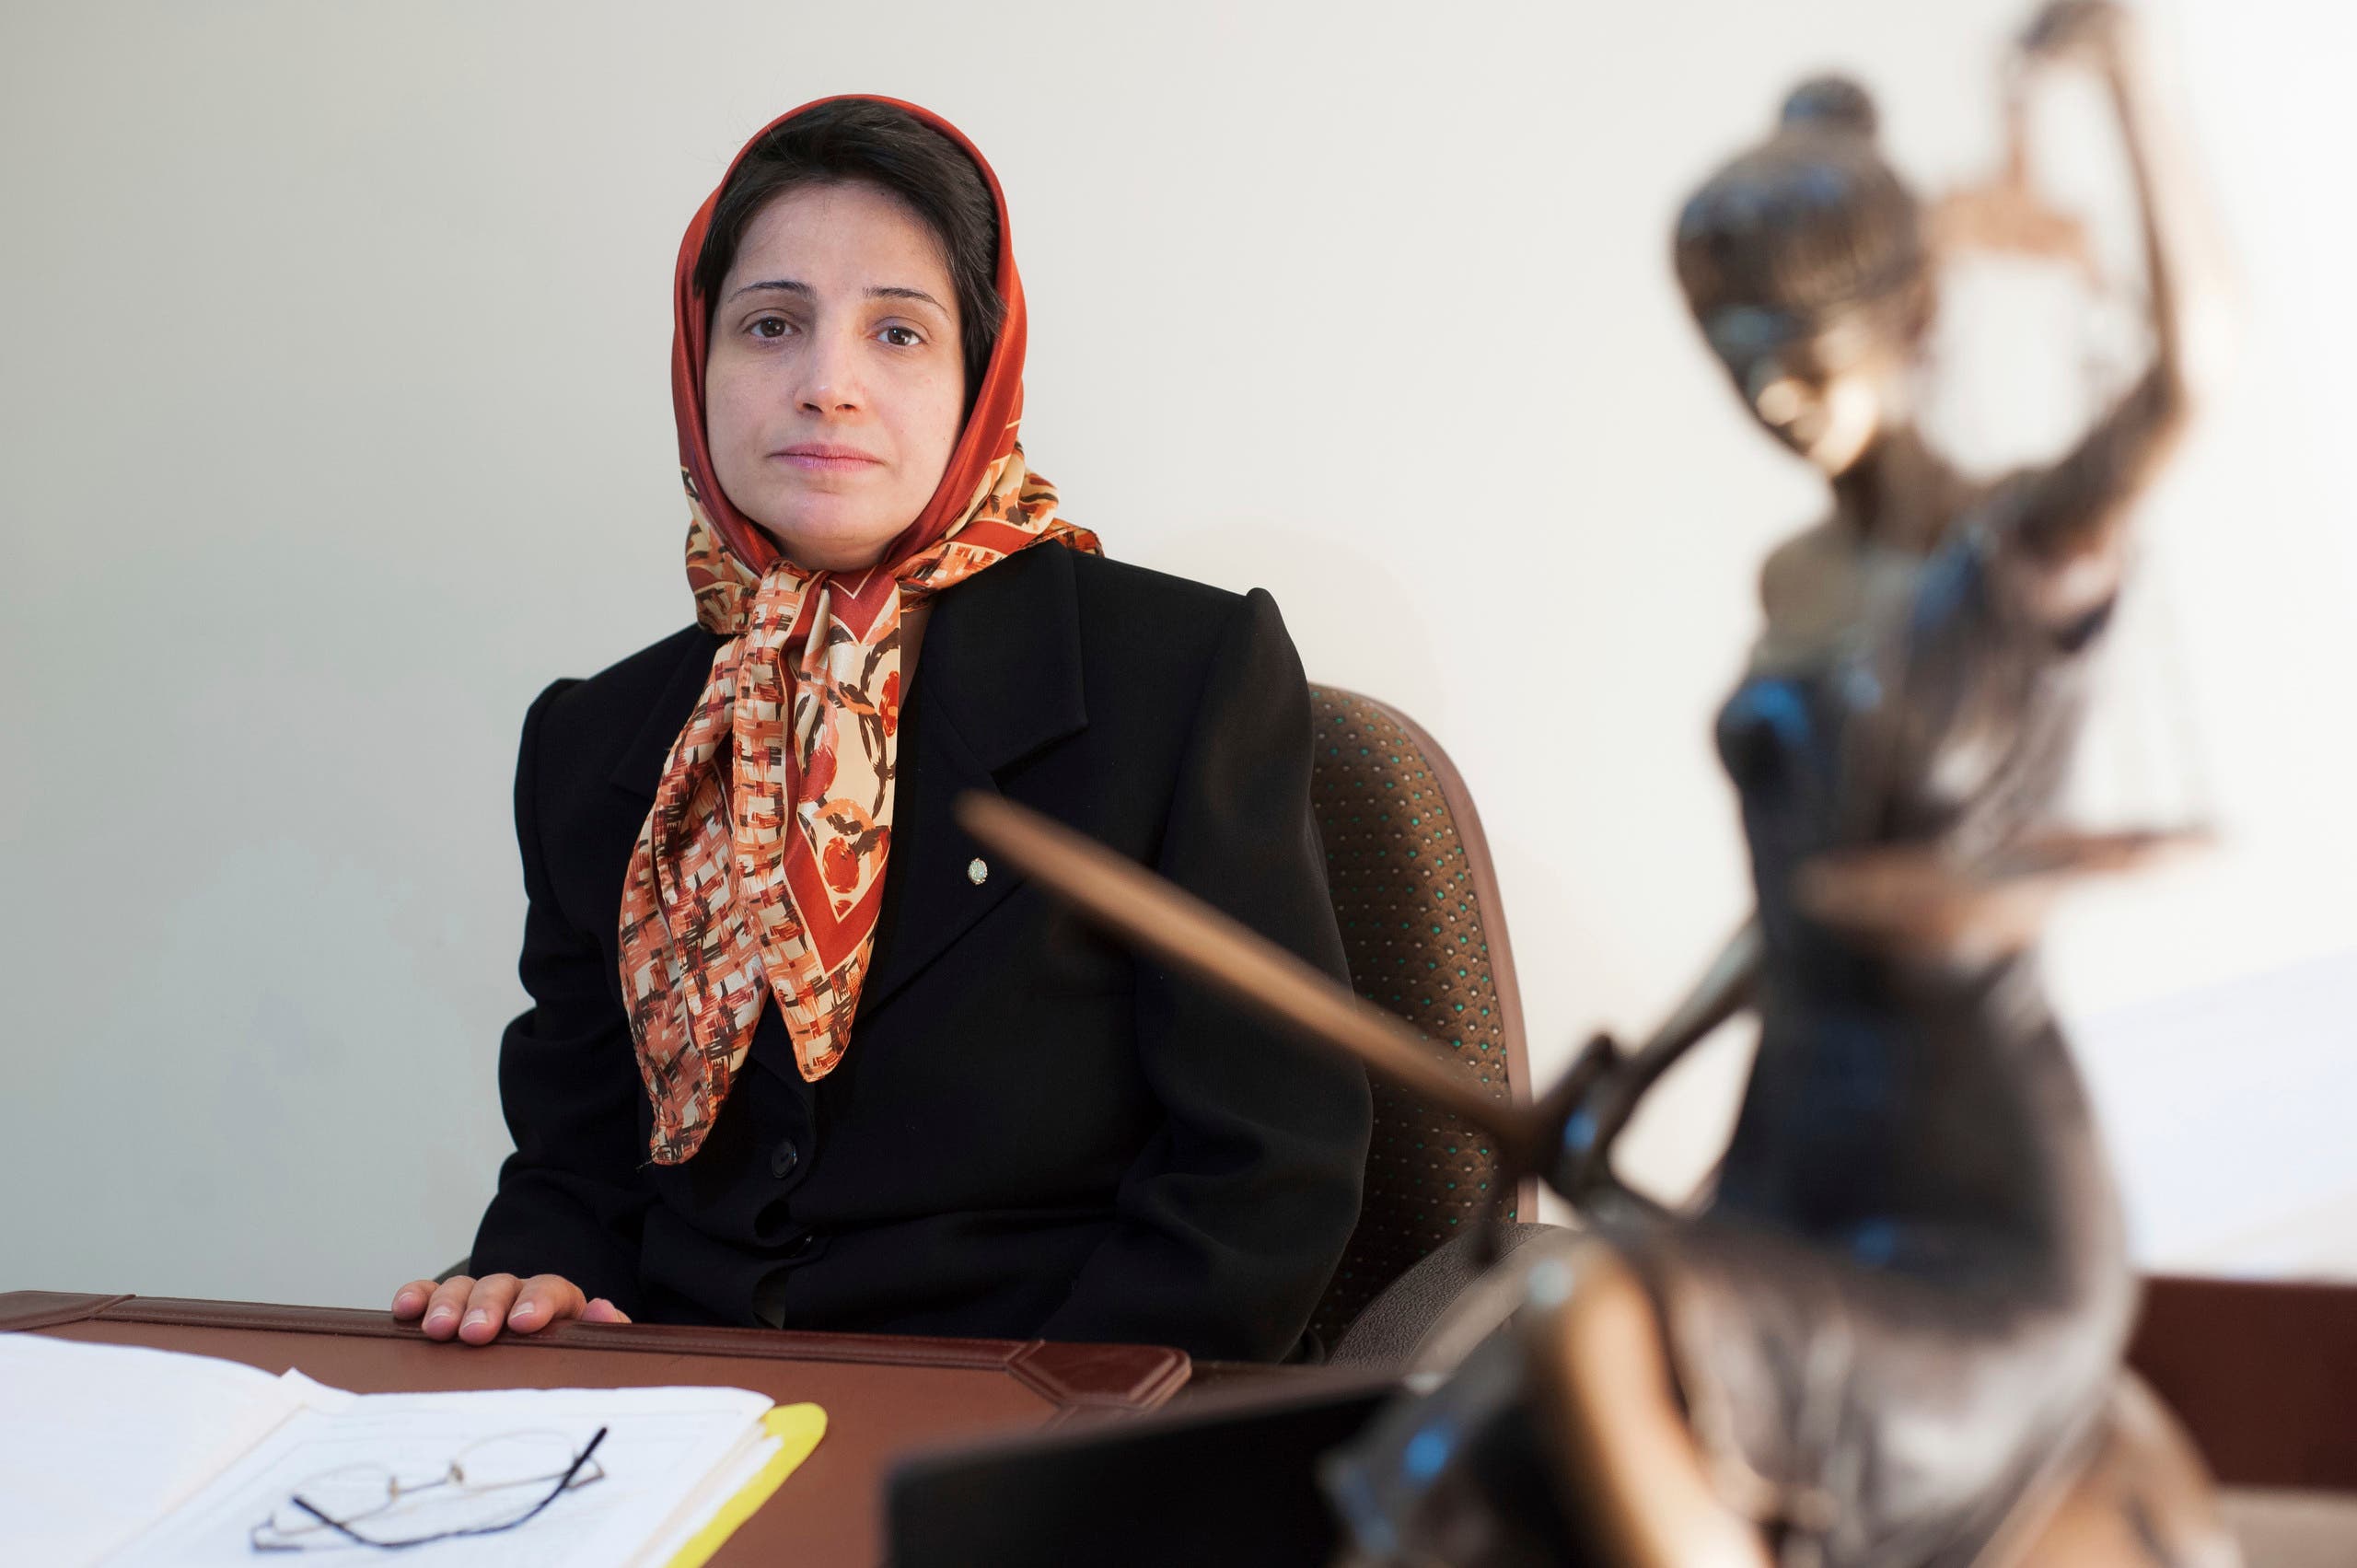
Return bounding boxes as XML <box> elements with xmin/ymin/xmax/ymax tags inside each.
<box><xmin>1505</xmin><ymin>2</ymin><xmax>2228</xmax><ymax>1562</ymax></box>
<box><xmin>963</xmin><ymin>3</ymin><xmax>2233</xmax><ymax>1562</ymax></box>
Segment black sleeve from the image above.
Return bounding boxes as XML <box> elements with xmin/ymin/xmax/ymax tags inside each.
<box><xmin>468</xmin><ymin>679</ymin><xmax>653</xmax><ymax>1309</ymax></box>
<box><xmin>1039</xmin><ymin>589</ymin><xmax>1372</xmax><ymax>1360</ymax></box>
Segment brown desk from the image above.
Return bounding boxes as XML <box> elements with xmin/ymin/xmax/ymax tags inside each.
<box><xmin>0</xmin><ymin>1291</ymin><xmax>1191</xmax><ymax>1567</ymax></box>
<box><xmin>8</xmin><ymin>1276</ymin><xmax>2351</xmax><ymax>1564</ymax></box>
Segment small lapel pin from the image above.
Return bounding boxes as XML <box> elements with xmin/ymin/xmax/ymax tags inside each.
<box><xmin>967</xmin><ymin>857</ymin><xmax>990</xmax><ymax>886</ymax></box>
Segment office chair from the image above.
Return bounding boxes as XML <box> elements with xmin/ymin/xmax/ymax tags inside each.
<box><xmin>1300</xmin><ymin>685</ymin><xmax>1546</xmax><ymax>1358</ymax></box>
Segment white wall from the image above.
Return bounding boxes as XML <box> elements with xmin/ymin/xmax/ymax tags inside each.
<box><xmin>4</xmin><ymin>0</ymin><xmax>2350</xmax><ymax>1309</ymax></box>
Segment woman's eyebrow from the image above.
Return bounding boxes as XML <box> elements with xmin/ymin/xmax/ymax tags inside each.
<box><xmin>727</xmin><ymin>279</ymin><xmax>811</xmax><ymax>302</ymax></box>
<box><xmin>867</xmin><ymin>285</ymin><xmax>947</xmax><ymax>312</ymax></box>
<box><xmin>723</xmin><ymin>280</ymin><xmax>946</xmax><ymax>313</ymax></box>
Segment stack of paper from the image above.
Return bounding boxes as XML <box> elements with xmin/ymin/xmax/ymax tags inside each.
<box><xmin>0</xmin><ymin>1334</ymin><xmax>823</xmax><ymax>1567</ymax></box>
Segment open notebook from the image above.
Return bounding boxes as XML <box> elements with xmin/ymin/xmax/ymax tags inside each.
<box><xmin>0</xmin><ymin>1334</ymin><xmax>824</xmax><ymax>1567</ymax></box>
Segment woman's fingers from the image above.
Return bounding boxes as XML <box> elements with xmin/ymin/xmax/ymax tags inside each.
<box><xmin>399</xmin><ymin>1272</ymin><xmax>626</xmax><ymax>1342</ymax></box>
<box><xmin>505</xmin><ymin>1274</ymin><xmax>587</xmax><ymax>1335</ymax></box>
<box><xmin>418</xmin><ymin>1276</ymin><xmax>482</xmax><ymax>1340</ymax></box>
<box><xmin>457</xmin><ymin>1275</ymin><xmax>526</xmax><ymax>1343</ymax></box>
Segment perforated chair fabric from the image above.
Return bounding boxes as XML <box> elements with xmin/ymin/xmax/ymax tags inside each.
<box><xmin>1304</xmin><ymin>686</ymin><xmax>1534</xmax><ymax>1349</ymax></box>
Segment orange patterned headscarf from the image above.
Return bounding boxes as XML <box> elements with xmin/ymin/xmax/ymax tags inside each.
<box><xmin>620</xmin><ymin>97</ymin><xmax>1100</xmax><ymax>1164</ymax></box>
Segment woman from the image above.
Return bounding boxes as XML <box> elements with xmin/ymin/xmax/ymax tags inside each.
<box><xmin>390</xmin><ymin>97</ymin><xmax>1370</xmax><ymax>1362</ymax></box>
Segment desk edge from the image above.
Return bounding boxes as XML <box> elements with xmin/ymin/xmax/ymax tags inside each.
<box><xmin>0</xmin><ymin>1291</ymin><xmax>1191</xmax><ymax>1415</ymax></box>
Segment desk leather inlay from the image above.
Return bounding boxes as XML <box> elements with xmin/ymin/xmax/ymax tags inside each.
<box><xmin>0</xmin><ymin>1290</ymin><xmax>130</xmax><ymax>1332</ymax></box>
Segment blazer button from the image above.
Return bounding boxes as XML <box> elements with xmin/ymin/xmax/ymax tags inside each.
<box><xmin>769</xmin><ymin>1139</ymin><xmax>800</xmax><ymax>1179</ymax></box>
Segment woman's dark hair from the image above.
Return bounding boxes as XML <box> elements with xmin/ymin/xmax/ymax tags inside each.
<box><xmin>695</xmin><ymin>99</ymin><xmax>1004</xmax><ymax>398</ymax></box>
<box><xmin>1673</xmin><ymin>76</ymin><xmax>1928</xmax><ymax>340</ymax></box>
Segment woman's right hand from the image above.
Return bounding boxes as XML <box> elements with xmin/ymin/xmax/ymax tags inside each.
<box><xmin>389</xmin><ymin>1273</ymin><xmax>631</xmax><ymax>1344</ymax></box>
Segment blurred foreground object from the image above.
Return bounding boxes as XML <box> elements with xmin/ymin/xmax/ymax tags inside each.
<box><xmin>962</xmin><ymin>3</ymin><xmax>2247</xmax><ymax>1562</ymax></box>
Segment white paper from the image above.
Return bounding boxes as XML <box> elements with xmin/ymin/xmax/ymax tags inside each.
<box><xmin>622</xmin><ymin>1426</ymin><xmax>785</xmax><ymax>1568</ymax></box>
<box><xmin>0</xmin><ymin>1335</ymin><xmax>329</xmax><ymax>1567</ymax></box>
<box><xmin>106</xmin><ymin>1383</ymin><xmax>772</xmax><ymax>1568</ymax></box>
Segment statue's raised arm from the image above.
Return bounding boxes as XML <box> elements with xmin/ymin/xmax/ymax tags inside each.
<box><xmin>1981</xmin><ymin>0</ymin><xmax>2216</xmax><ymax>634</ymax></box>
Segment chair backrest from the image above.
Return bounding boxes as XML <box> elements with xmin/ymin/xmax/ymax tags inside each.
<box><xmin>1303</xmin><ymin>685</ymin><xmax>1537</xmax><ymax>1347</ymax></box>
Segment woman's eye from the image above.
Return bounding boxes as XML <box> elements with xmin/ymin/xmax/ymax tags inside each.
<box><xmin>879</xmin><ymin>325</ymin><xmax>922</xmax><ymax>348</ymax></box>
<box><xmin>749</xmin><ymin>316</ymin><xmax>791</xmax><ymax>340</ymax></box>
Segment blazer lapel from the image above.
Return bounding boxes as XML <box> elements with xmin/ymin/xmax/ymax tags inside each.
<box><xmin>853</xmin><ymin>542</ymin><xmax>1087</xmax><ymax>1023</ymax></box>
<box><xmin>610</xmin><ymin>629</ymin><xmax>725</xmax><ymax>802</ymax></box>
<box><xmin>610</xmin><ymin>548</ymin><xmax>1090</xmax><ymax>1033</ymax></box>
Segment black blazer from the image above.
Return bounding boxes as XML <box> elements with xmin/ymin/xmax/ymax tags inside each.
<box><xmin>470</xmin><ymin>543</ymin><xmax>1371</xmax><ymax>1362</ymax></box>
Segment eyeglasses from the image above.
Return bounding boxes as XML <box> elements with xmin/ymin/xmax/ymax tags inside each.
<box><xmin>249</xmin><ymin>1427</ymin><xmax>609</xmax><ymax>1551</ymax></box>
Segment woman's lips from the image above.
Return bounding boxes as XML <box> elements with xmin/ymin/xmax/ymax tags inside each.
<box><xmin>773</xmin><ymin>444</ymin><xmax>884</xmax><ymax>472</ymax></box>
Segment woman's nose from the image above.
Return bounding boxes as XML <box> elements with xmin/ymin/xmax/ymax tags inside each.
<box><xmin>795</xmin><ymin>326</ymin><xmax>865</xmax><ymax>415</ymax></box>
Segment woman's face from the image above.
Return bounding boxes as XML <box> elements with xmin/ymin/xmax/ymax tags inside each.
<box><xmin>703</xmin><ymin>180</ymin><xmax>966</xmax><ymax>571</ymax></box>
